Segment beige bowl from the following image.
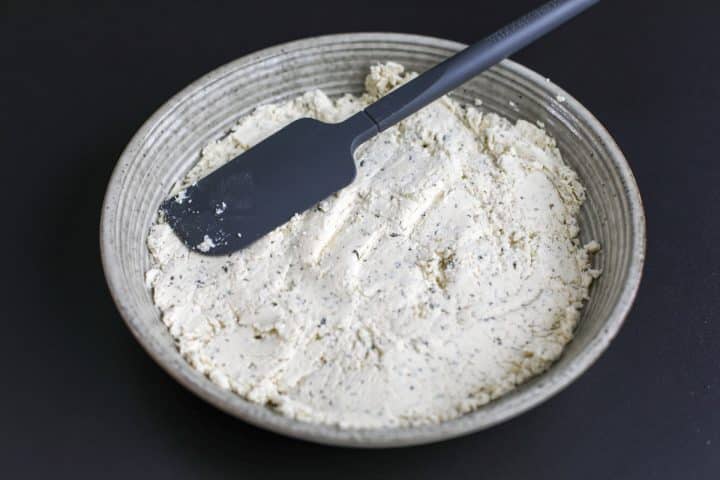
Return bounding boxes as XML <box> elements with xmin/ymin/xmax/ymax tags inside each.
<box><xmin>100</xmin><ymin>33</ymin><xmax>645</xmax><ymax>447</ymax></box>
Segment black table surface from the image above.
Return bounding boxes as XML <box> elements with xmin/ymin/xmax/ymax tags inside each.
<box><xmin>2</xmin><ymin>0</ymin><xmax>718</xmax><ymax>478</ymax></box>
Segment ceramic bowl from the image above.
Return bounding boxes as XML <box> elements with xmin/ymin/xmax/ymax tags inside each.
<box><xmin>100</xmin><ymin>33</ymin><xmax>645</xmax><ymax>447</ymax></box>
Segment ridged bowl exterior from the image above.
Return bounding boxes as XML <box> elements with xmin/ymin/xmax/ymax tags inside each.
<box><xmin>100</xmin><ymin>33</ymin><xmax>645</xmax><ymax>447</ymax></box>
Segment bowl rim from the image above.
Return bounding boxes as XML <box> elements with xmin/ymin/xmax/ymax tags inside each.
<box><xmin>100</xmin><ymin>32</ymin><xmax>646</xmax><ymax>448</ymax></box>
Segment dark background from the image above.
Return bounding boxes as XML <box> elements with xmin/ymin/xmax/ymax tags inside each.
<box><xmin>2</xmin><ymin>0</ymin><xmax>718</xmax><ymax>478</ymax></box>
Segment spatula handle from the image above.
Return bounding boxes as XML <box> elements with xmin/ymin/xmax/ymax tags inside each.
<box><xmin>364</xmin><ymin>0</ymin><xmax>599</xmax><ymax>132</ymax></box>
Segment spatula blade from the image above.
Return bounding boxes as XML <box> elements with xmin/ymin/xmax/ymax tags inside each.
<box><xmin>160</xmin><ymin>113</ymin><xmax>377</xmax><ymax>255</ymax></box>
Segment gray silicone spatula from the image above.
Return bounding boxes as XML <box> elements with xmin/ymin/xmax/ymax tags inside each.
<box><xmin>161</xmin><ymin>0</ymin><xmax>599</xmax><ymax>255</ymax></box>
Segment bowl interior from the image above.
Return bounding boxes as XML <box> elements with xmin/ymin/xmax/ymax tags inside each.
<box><xmin>101</xmin><ymin>33</ymin><xmax>644</xmax><ymax>447</ymax></box>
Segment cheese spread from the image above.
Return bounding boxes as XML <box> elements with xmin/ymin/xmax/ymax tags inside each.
<box><xmin>146</xmin><ymin>62</ymin><xmax>600</xmax><ymax>428</ymax></box>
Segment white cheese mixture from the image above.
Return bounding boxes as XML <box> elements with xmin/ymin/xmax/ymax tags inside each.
<box><xmin>147</xmin><ymin>63</ymin><xmax>600</xmax><ymax>429</ymax></box>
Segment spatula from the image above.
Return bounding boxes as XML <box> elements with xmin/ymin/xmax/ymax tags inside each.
<box><xmin>161</xmin><ymin>0</ymin><xmax>599</xmax><ymax>255</ymax></box>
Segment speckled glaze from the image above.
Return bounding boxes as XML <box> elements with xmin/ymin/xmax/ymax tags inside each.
<box><xmin>100</xmin><ymin>33</ymin><xmax>645</xmax><ymax>448</ymax></box>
